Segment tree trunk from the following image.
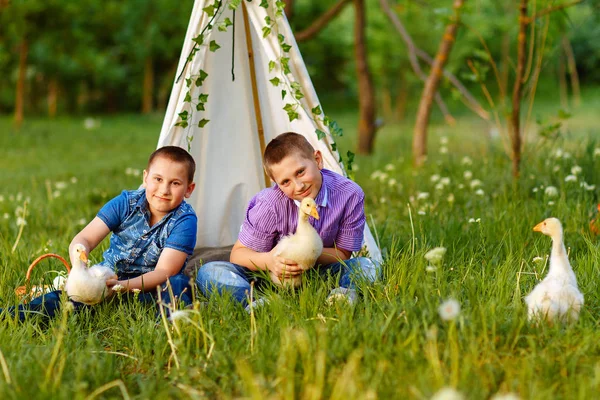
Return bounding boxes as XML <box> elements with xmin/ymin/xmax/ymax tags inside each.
<box><xmin>354</xmin><ymin>0</ymin><xmax>377</xmax><ymax>154</ymax></box>
<box><xmin>562</xmin><ymin>36</ymin><xmax>580</xmax><ymax>107</ymax></box>
<box><xmin>142</xmin><ymin>55</ymin><xmax>154</xmax><ymax>114</ymax></box>
<box><xmin>48</xmin><ymin>77</ymin><xmax>58</xmax><ymax>118</ymax></box>
<box><xmin>284</xmin><ymin>0</ymin><xmax>295</xmax><ymax>21</ymax></box>
<box><xmin>14</xmin><ymin>38</ymin><xmax>28</xmax><ymax>129</ymax></box>
<box><xmin>412</xmin><ymin>0</ymin><xmax>465</xmax><ymax>166</ymax></box>
<box><xmin>558</xmin><ymin>52</ymin><xmax>568</xmax><ymax>109</ymax></box>
<box><xmin>295</xmin><ymin>0</ymin><xmax>352</xmax><ymax>42</ymax></box>
<box><xmin>510</xmin><ymin>0</ymin><xmax>528</xmax><ymax>178</ymax></box>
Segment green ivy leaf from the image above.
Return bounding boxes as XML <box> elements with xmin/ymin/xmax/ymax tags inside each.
<box><xmin>198</xmin><ymin>93</ymin><xmax>209</xmax><ymax>102</ymax></box>
<box><xmin>228</xmin><ymin>0</ymin><xmax>241</xmax><ymax>10</ymax></box>
<box><xmin>268</xmin><ymin>60</ymin><xmax>276</xmax><ymax>72</ymax></box>
<box><xmin>294</xmin><ymin>91</ymin><xmax>304</xmax><ymax>100</ymax></box>
<box><xmin>286</xmin><ymin>110</ymin><xmax>299</xmax><ymax>122</ymax></box>
<box><xmin>198</xmin><ymin>119</ymin><xmax>210</xmax><ymax>128</ymax></box>
<box><xmin>260</xmin><ymin>0</ymin><xmax>269</xmax><ymax>8</ymax></box>
<box><xmin>175</xmin><ymin>120</ymin><xmax>189</xmax><ymax>128</ymax></box>
<box><xmin>311</xmin><ymin>105</ymin><xmax>322</xmax><ymax>115</ymax></box>
<box><xmin>346</xmin><ymin>151</ymin><xmax>355</xmax><ymax>168</ymax></box>
<box><xmin>185</xmin><ymin>78</ymin><xmax>192</xmax><ymax>88</ymax></box>
<box><xmin>178</xmin><ymin>110</ymin><xmax>189</xmax><ymax>120</ymax></box>
<box><xmin>196</xmin><ymin>70</ymin><xmax>209</xmax><ymax>87</ymax></box>
<box><xmin>184</xmin><ymin>92</ymin><xmax>192</xmax><ymax>102</ymax></box>
<box><xmin>316</xmin><ymin>129</ymin><xmax>326</xmax><ymax>140</ymax></box>
<box><xmin>281</xmin><ymin>90</ymin><xmax>287</xmax><ymax>100</ymax></box>
<box><xmin>196</xmin><ymin>103</ymin><xmax>205</xmax><ymax>111</ymax></box>
<box><xmin>202</xmin><ymin>5</ymin><xmax>215</xmax><ymax>16</ymax></box>
<box><xmin>192</xmin><ymin>34</ymin><xmax>204</xmax><ymax>45</ymax></box>
<box><xmin>281</xmin><ymin>43</ymin><xmax>292</xmax><ymax>52</ymax></box>
<box><xmin>331</xmin><ymin>142</ymin><xmax>337</xmax><ymax>151</ymax></box>
<box><xmin>209</xmin><ymin>40</ymin><xmax>221</xmax><ymax>52</ymax></box>
<box><xmin>278</xmin><ymin>34</ymin><xmax>285</xmax><ymax>44</ymax></box>
<box><xmin>264</xmin><ymin>16</ymin><xmax>271</xmax><ymax>25</ymax></box>
<box><xmin>281</xmin><ymin>57</ymin><xmax>290</xmax><ymax>74</ymax></box>
<box><xmin>262</xmin><ymin>26</ymin><xmax>271</xmax><ymax>38</ymax></box>
<box><xmin>269</xmin><ymin>77</ymin><xmax>281</xmax><ymax>86</ymax></box>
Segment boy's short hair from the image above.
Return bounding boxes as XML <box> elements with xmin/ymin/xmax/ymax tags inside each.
<box><xmin>148</xmin><ymin>146</ymin><xmax>196</xmax><ymax>183</ymax></box>
<box><xmin>263</xmin><ymin>132</ymin><xmax>315</xmax><ymax>177</ymax></box>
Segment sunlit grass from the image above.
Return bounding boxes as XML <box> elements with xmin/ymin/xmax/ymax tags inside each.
<box><xmin>0</xmin><ymin>92</ymin><xmax>599</xmax><ymax>399</ymax></box>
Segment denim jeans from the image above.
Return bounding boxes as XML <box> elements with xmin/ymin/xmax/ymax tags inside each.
<box><xmin>0</xmin><ymin>273</ymin><xmax>193</xmax><ymax>322</ymax></box>
<box><xmin>195</xmin><ymin>257</ymin><xmax>380</xmax><ymax>306</ymax></box>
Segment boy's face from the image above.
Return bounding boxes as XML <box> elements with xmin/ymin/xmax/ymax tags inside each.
<box><xmin>269</xmin><ymin>150</ymin><xmax>323</xmax><ymax>201</ymax></box>
<box><xmin>142</xmin><ymin>156</ymin><xmax>195</xmax><ymax>219</ymax></box>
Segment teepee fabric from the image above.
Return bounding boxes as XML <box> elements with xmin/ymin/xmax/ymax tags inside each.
<box><xmin>158</xmin><ymin>1</ymin><xmax>382</xmax><ymax>262</ymax></box>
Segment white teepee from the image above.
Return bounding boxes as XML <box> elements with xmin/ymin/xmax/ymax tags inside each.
<box><xmin>157</xmin><ymin>0</ymin><xmax>382</xmax><ymax>262</ymax></box>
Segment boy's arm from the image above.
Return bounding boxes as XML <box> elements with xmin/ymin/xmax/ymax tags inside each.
<box><xmin>69</xmin><ymin>217</ymin><xmax>111</xmax><ymax>266</ymax></box>
<box><xmin>317</xmin><ymin>247</ymin><xmax>351</xmax><ymax>265</ymax></box>
<box><xmin>108</xmin><ymin>248</ymin><xmax>188</xmax><ymax>292</ymax></box>
<box><xmin>230</xmin><ymin>240</ymin><xmax>304</xmax><ymax>278</ymax></box>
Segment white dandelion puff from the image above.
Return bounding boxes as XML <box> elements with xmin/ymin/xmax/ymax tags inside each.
<box><xmin>53</xmin><ymin>190</ymin><xmax>61</xmax><ymax>198</ymax></box>
<box><xmin>440</xmin><ymin>136</ymin><xmax>448</xmax><ymax>145</ymax></box>
<box><xmin>425</xmin><ymin>247</ymin><xmax>447</xmax><ymax>264</ymax></box>
<box><xmin>440</xmin><ymin>146</ymin><xmax>448</xmax><ymax>154</ymax></box>
<box><xmin>565</xmin><ymin>175</ymin><xmax>577</xmax><ymax>182</ymax></box>
<box><xmin>16</xmin><ymin>217</ymin><xmax>27</xmax><ymax>226</ymax></box>
<box><xmin>70</xmin><ymin>177</ymin><xmax>78</xmax><ymax>184</ymax></box>
<box><xmin>77</xmin><ymin>218</ymin><xmax>87</xmax><ymax>226</ymax></box>
<box><xmin>3</xmin><ymin>213</ymin><xmax>9</xmax><ymax>219</ymax></box>
<box><xmin>388</xmin><ymin>178</ymin><xmax>398</xmax><ymax>187</ymax></box>
<box><xmin>594</xmin><ymin>147</ymin><xmax>600</xmax><ymax>157</ymax></box>
<box><xmin>447</xmin><ymin>193</ymin><xmax>455</xmax><ymax>203</ymax></box>
<box><xmin>469</xmin><ymin>179</ymin><xmax>482</xmax><ymax>189</ymax></box>
<box><xmin>440</xmin><ymin>177</ymin><xmax>450</xmax><ymax>186</ymax></box>
<box><xmin>463</xmin><ymin>170</ymin><xmax>473</xmax><ymax>180</ymax></box>
<box><xmin>417</xmin><ymin>192</ymin><xmax>430</xmax><ymax>200</ymax></box>
<box><xmin>548</xmin><ymin>201</ymin><xmax>555</xmax><ymax>206</ymax></box>
<box><xmin>132</xmin><ymin>169</ymin><xmax>141</xmax><ymax>177</ymax></box>
<box><xmin>571</xmin><ymin>165</ymin><xmax>582</xmax><ymax>175</ymax></box>
<box><xmin>169</xmin><ymin>310</ymin><xmax>191</xmax><ymax>322</ymax></box>
<box><xmin>430</xmin><ymin>174</ymin><xmax>441</xmax><ymax>183</ymax></box>
<box><xmin>438</xmin><ymin>298</ymin><xmax>461</xmax><ymax>321</ymax></box>
<box><xmin>553</xmin><ymin>166</ymin><xmax>560</xmax><ymax>173</ymax></box>
<box><xmin>553</xmin><ymin>148</ymin><xmax>564</xmax><ymax>158</ymax></box>
<box><xmin>384</xmin><ymin>163</ymin><xmax>395</xmax><ymax>171</ymax></box>
<box><xmin>544</xmin><ymin>186</ymin><xmax>558</xmax><ymax>197</ymax></box>
<box><xmin>532</xmin><ymin>187</ymin><xmax>539</xmax><ymax>193</ymax></box>
<box><xmin>0</xmin><ymin>195</ymin><xmax>4</xmax><ymax>202</ymax></box>
<box><xmin>475</xmin><ymin>189</ymin><xmax>485</xmax><ymax>196</ymax></box>
<box><xmin>461</xmin><ymin>156</ymin><xmax>472</xmax><ymax>166</ymax></box>
<box><xmin>351</xmin><ymin>164</ymin><xmax>360</xmax><ymax>172</ymax></box>
<box><xmin>435</xmin><ymin>183</ymin><xmax>444</xmax><ymax>191</ymax></box>
<box><xmin>426</xmin><ymin>265</ymin><xmax>437</xmax><ymax>272</ymax></box>
<box><xmin>125</xmin><ymin>167</ymin><xmax>133</xmax><ymax>176</ymax></box>
<box><xmin>379</xmin><ymin>197</ymin><xmax>387</xmax><ymax>204</ymax></box>
<box><xmin>490</xmin><ymin>393</ymin><xmax>521</xmax><ymax>400</ymax></box>
<box><xmin>582</xmin><ymin>182</ymin><xmax>596</xmax><ymax>191</ymax></box>
<box><xmin>55</xmin><ymin>181</ymin><xmax>68</xmax><ymax>190</ymax></box>
<box><xmin>418</xmin><ymin>210</ymin><xmax>426</xmax><ymax>215</ymax></box>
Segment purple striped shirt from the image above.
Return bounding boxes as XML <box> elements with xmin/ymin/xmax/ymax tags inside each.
<box><xmin>238</xmin><ymin>169</ymin><xmax>366</xmax><ymax>253</ymax></box>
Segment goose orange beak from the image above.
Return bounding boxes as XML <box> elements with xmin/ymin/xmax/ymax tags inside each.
<box><xmin>533</xmin><ymin>221</ymin><xmax>544</xmax><ymax>232</ymax></box>
<box><xmin>79</xmin><ymin>251</ymin><xmax>88</xmax><ymax>263</ymax></box>
<box><xmin>310</xmin><ymin>206</ymin><xmax>320</xmax><ymax>220</ymax></box>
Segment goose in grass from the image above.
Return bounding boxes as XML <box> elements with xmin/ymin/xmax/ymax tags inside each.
<box><xmin>525</xmin><ymin>218</ymin><xmax>584</xmax><ymax>323</ymax></box>
<box><xmin>271</xmin><ymin>197</ymin><xmax>323</xmax><ymax>288</ymax></box>
<box><xmin>65</xmin><ymin>244</ymin><xmax>118</xmax><ymax>305</ymax></box>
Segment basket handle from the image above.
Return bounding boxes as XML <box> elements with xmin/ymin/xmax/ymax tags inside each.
<box><xmin>25</xmin><ymin>253</ymin><xmax>71</xmax><ymax>281</ymax></box>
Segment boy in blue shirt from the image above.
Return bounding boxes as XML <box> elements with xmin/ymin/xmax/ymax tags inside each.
<box><xmin>2</xmin><ymin>146</ymin><xmax>198</xmax><ymax>321</ymax></box>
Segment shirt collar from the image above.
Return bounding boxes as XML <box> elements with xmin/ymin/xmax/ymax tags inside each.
<box><xmin>293</xmin><ymin>170</ymin><xmax>328</xmax><ymax>208</ymax></box>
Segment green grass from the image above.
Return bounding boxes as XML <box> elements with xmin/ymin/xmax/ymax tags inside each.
<box><xmin>0</xmin><ymin>91</ymin><xmax>600</xmax><ymax>399</ymax></box>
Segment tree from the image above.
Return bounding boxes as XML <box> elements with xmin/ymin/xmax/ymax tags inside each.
<box><xmin>412</xmin><ymin>0</ymin><xmax>466</xmax><ymax>166</ymax></box>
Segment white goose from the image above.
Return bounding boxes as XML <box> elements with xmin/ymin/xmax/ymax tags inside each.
<box><xmin>525</xmin><ymin>218</ymin><xmax>584</xmax><ymax>323</ymax></box>
<box><xmin>65</xmin><ymin>244</ymin><xmax>118</xmax><ymax>305</ymax></box>
<box><xmin>271</xmin><ymin>197</ymin><xmax>323</xmax><ymax>288</ymax></box>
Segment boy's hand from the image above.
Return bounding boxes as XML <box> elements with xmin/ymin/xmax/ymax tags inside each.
<box><xmin>105</xmin><ymin>277</ymin><xmax>120</xmax><ymax>289</ymax></box>
<box><xmin>269</xmin><ymin>252</ymin><xmax>303</xmax><ymax>279</ymax></box>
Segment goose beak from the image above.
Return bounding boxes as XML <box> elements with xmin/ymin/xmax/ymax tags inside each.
<box><xmin>310</xmin><ymin>205</ymin><xmax>320</xmax><ymax>220</ymax></box>
<box><xmin>79</xmin><ymin>251</ymin><xmax>88</xmax><ymax>263</ymax></box>
<box><xmin>533</xmin><ymin>221</ymin><xmax>544</xmax><ymax>232</ymax></box>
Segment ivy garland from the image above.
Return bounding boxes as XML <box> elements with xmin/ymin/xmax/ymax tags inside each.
<box><xmin>174</xmin><ymin>0</ymin><xmax>355</xmax><ymax>172</ymax></box>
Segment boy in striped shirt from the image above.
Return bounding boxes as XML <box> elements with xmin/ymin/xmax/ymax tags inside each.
<box><xmin>196</xmin><ymin>132</ymin><xmax>379</xmax><ymax>310</ymax></box>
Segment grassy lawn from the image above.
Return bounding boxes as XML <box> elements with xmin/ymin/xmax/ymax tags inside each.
<box><xmin>0</xmin><ymin>91</ymin><xmax>599</xmax><ymax>399</ymax></box>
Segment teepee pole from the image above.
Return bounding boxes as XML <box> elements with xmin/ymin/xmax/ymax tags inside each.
<box><xmin>242</xmin><ymin>2</ymin><xmax>270</xmax><ymax>188</ymax></box>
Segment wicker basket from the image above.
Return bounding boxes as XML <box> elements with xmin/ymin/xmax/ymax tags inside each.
<box><xmin>15</xmin><ymin>253</ymin><xmax>71</xmax><ymax>302</ymax></box>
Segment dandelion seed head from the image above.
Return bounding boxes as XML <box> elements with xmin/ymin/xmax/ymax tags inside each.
<box><xmin>3</xmin><ymin>213</ymin><xmax>9</xmax><ymax>219</ymax></box>
<box><xmin>388</xmin><ymin>178</ymin><xmax>397</xmax><ymax>187</ymax></box>
<box><xmin>440</xmin><ymin>177</ymin><xmax>450</xmax><ymax>186</ymax></box>
<box><xmin>418</xmin><ymin>210</ymin><xmax>426</xmax><ymax>215</ymax></box>
<box><xmin>435</xmin><ymin>183</ymin><xmax>444</xmax><ymax>191</ymax></box>
<box><xmin>475</xmin><ymin>189</ymin><xmax>485</xmax><ymax>196</ymax></box>
<box><xmin>425</xmin><ymin>247</ymin><xmax>447</xmax><ymax>264</ymax></box>
<box><xmin>532</xmin><ymin>187</ymin><xmax>539</xmax><ymax>193</ymax></box>
<box><xmin>463</xmin><ymin>170</ymin><xmax>472</xmax><ymax>180</ymax></box>
<box><xmin>447</xmin><ymin>193</ymin><xmax>455</xmax><ymax>203</ymax></box>
<box><xmin>470</xmin><ymin>179</ymin><xmax>482</xmax><ymax>189</ymax></box>
<box><xmin>70</xmin><ymin>177</ymin><xmax>78</xmax><ymax>184</ymax></box>
<box><xmin>0</xmin><ymin>195</ymin><xmax>4</xmax><ymax>202</ymax></box>
<box><xmin>417</xmin><ymin>192</ymin><xmax>430</xmax><ymax>200</ymax></box>
<box><xmin>461</xmin><ymin>156</ymin><xmax>472</xmax><ymax>166</ymax></box>
<box><xmin>440</xmin><ymin>146</ymin><xmax>448</xmax><ymax>154</ymax></box>
<box><xmin>384</xmin><ymin>163</ymin><xmax>395</xmax><ymax>171</ymax></box>
<box><xmin>16</xmin><ymin>217</ymin><xmax>27</xmax><ymax>226</ymax></box>
<box><xmin>438</xmin><ymin>298</ymin><xmax>461</xmax><ymax>321</ymax></box>
<box><xmin>571</xmin><ymin>165</ymin><xmax>582</xmax><ymax>175</ymax></box>
<box><xmin>544</xmin><ymin>186</ymin><xmax>558</xmax><ymax>197</ymax></box>
<box><xmin>426</xmin><ymin>265</ymin><xmax>437</xmax><ymax>272</ymax></box>
<box><xmin>169</xmin><ymin>310</ymin><xmax>190</xmax><ymax>322</ymax></box>
<box><xmin>430</xmin><ymin>174</ymin><xmax>441</xmax><ymax>183</ymax></box>
<box><xmin>553</xmin><ymin>165</ymin><xmax>560</xmax><ymax>172</ymax></box>
<box><xmin>440</xmin><ymin>136</ymin><xmax>449</xmax><ymax>145</ymax></box>
<box><xmin>548</xmin><ymin>201</ymin><xmax>555</xmax><ymax>206</ymax></box>
<box><xmin>565</xmin><ymin>175</ymin><xmax>577</xmax><ymax>182</ymax></box>
<box><xmin>594</xmin><ymin>147</ymin><xmax>600</xmax><ymax>157</ymax></box>
<box><xmin>55</xmin><ymin>181</ymin><xmax>67</xmax><ymax>190</ymax></box>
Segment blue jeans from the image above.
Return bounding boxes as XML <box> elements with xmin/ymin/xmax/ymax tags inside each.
<box><xmin>196</xmin><ymin>257</ymin><xmax>379</xmax><ymax>306</ymax></box>
<box><xmin>0</xmin><ymin>273</ymin><xmax>192</xmax><ymax>322</ymax></box>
